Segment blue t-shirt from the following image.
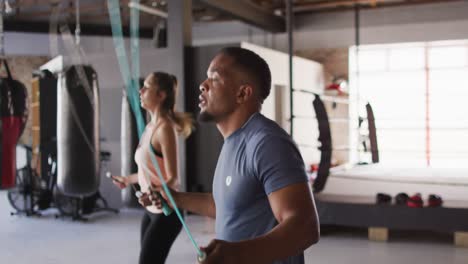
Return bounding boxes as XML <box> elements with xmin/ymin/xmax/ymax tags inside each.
<box><xmin>213</xmin><ymin>113</ymin><xmax>308</xmax><ymax>264</ymax></box>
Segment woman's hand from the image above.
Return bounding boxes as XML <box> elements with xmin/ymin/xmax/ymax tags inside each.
<box><xmin>138</xmin><ymin>192</ymin><xmax>154</xmax><ymax>207</ymax></box>
<box><xmin>111</xmin><ymin>175</ymin><xmax>128</xmax><ymax>189</ymax></box>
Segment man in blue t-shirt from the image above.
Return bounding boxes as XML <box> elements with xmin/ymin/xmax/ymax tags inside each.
<box><xmin>156</xmin><ymin>47</ymin><xmax>319</xmax><ymax>263</ymax></box>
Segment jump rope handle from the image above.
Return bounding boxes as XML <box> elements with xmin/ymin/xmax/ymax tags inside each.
<box><xmin>155</xmin><ymin>192</ymin><xmax>173</xmax><ymax>216</ymax></box>
<box><xmin>197</xmin><ymin>251</ymin><xmax>207</xmax><ymax>263</ymax></box>
<box><xmin>136</xmin><ymin>190</ymin><xmax>173</xmax><ymax>216</ymax></box>
<box><xmin>106</xmin><ymin>172</ymin><xmax>173</xmax><ymax>216</ymax></box>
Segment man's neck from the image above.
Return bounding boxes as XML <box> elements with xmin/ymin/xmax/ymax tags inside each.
<box><xmin>216</xmin><ymin>107</ymin><xmax>259</xmax><ymax>139</ymax></box>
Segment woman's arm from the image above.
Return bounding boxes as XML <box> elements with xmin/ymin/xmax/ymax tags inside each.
<box><xmin>111</xmin><ymin>173</ymin><xmax>138</xmax><ymax>189</ymax></box>
<box><xmin>151</xmin><ymin>122</ymin><xmax>178</xmax><ymax>186</ymax></box>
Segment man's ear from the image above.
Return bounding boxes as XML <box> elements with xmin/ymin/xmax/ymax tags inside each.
<box><xmin>237</xmin><ymin>84</ymin><xmax>253</xmax><ymax>103</ymax></box>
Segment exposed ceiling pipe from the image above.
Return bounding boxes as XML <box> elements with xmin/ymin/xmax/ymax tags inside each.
<box><xmin>128</xmin><ymin>2</ymin><xmax>168</xmax><ymax>19</ymax></box>
<box><xmin>294</xmin><ymin>0</ymin><xmax>400</xmax><ymax>12</ymax></box>
<box><xmin>14</xmin><ymin>4</ymin><xmax>102</xmax><ymax>18</ymax></box>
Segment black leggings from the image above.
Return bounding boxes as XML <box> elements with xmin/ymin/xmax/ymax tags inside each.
<box><xmin>139</xmin><ymin>212</ymin><xmax>182</xmax><ymax>264</ymax></box>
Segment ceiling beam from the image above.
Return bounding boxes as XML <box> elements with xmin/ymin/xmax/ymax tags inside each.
<box><xmin>4</xmin><ymin>20</ymin><xmax>154</xmax><ymax>38</ymax></box>
<box><xmin>293</xmin><ymin>0</ymin><xmax>465</xmax><ymax>13</ymax></box>
<box><xmin>197</xmin><ymin>0</ymin><xmax>285</xmax><ymax>32</ymax></box>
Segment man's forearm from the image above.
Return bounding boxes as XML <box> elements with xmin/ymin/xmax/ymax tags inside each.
<box><xmin>236</xmin><ymin>214</ymin><xmax>319</xmax><ymax>263</ymax></box>
<box><xmin>176</xmin><ymin>192</ymin><xmax>216</xmax><ymax>218</ymax></box>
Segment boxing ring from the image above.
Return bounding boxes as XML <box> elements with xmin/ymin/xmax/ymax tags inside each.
<box><xmin>307</xmin><ymin>94</ymin><xmax>468</xmax><ymax>246</ymax></box>
<box><xmin>322</xmin><ymin>164</ymin><xmax>468</xmax><ymax>204</ymax></box>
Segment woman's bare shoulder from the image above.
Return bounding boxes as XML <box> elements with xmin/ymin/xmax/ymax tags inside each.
<box><xmin>154</xmin><ymin>118</ymin><xmax>176</xmax><ymax>141</ymax></box>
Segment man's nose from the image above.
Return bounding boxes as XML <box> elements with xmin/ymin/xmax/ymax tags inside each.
<box><xmin>199</xmin><ymin>83</ymin><xmax>207</xmax><ymax>93</ymax></box>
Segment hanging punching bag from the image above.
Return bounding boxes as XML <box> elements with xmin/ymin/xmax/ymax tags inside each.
<box><xmin>0</xmin><ymin>60</ymin><xmax>28</xmax><ymax>189</ymax></box>
<box><xmin>366</xmin><ymin>103</ymin><xmax>379</xmax><ymax>163</ymax></box>
<box><xmin>120</xmin><ymin>78</ymin><xmax>145</xmax><ymax>207</ymax></box>
<box><xmin>312</xmin><ymin>94</ymin><xmax>332</xmax><ymax>193</ymax></box>
<box><xmin>57</xmin><ymin>65</ymin><xmax>100</xmax><ymax>197</ymax></box>
<box><xmin>33</xmin><ymin>70</ymin><xmax>58</xmax><ymax>180</ymax></box>
<box><xmin>121</xmin><ymin>94</ymin><xmax>140</xmax><ymax>207</ymax></box>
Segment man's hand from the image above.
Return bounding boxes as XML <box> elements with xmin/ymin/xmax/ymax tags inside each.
<box><xmin>153</xmin><ymin>186</ymin><xmax>178</xmax><ymax>209</ymax></box>
<box><xmin>199</xmin><ymin>239</ymin><xmax>240</xmax><ymax>264</ymax></box>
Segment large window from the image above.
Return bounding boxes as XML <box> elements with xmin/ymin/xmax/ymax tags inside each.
<box><xmin>350</xmin><ymin>40</ymin><xmax>468</xmax><ymax>168</ymax></box>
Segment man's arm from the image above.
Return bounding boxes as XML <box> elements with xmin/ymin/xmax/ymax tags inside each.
<box><xmin>243</xmin><ymin>182</ymin><xmax>319</xmax><ymax>262</ymax></box>
<box><xmin>158</xmin><ymin>190</ymin><xmax>216</xmax><ymax>219</ymax></box>
<box><xmin>202</xmin><ymin>182</ymin><xmax>319</xmax><ymax>264</ymax></box>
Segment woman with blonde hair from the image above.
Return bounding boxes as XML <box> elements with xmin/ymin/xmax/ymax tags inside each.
<box><xmin>112</xmin><ymin>71</ymin><xmax>193</xmax><ymax>264</ymax></box>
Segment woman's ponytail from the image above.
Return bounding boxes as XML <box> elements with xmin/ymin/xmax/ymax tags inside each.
<box><xmin>170</xmin><ymin>111</ymin><xmax>194</xmax><ymax>138</ymax></box>
<box><xmin>153</xmin><ymin>72</ymin><xmax>195</xmax><ymax>137</ymax></box>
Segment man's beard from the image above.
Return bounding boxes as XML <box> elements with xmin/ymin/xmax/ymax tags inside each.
<box><xmin>198</xmin><ymin>111</ymin><xmax>215</xmax><ymax>122</ymax></box>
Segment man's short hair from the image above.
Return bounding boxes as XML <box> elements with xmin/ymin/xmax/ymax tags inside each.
<box><xmin>218</xmin><ymin>47</ymin><xmax>271</xmax><ymax>103</ymax></box>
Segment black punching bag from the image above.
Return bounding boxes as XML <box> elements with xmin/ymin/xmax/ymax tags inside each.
<box><xmin>57</xmin><ymin>65</ymin><xmax>100</xmax><ymax>197</ymax></box>
<box><xmin>0</xmin><ymin>60</ymin><xmax>28</xmax><ymax>189</ymax></box>
<box><xmin>366</xmin><ymin>103</ymin><xmax>379</xmax><ymax>163</ymax></box>
<box><xmin>36</xmin><ymin>70</ymin><xmax>58</xmax><ymax>180</ymax></box>
<box><xmin>312</xmin><ymin>94</ymin><xmax>332</xmax><ymax>193</ymax></box>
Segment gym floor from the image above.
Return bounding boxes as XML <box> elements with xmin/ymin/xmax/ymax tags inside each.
<box><xmin>1</xmin><ymin>191</ymin><xmax>467</xmax><ymax>264</ymax></box>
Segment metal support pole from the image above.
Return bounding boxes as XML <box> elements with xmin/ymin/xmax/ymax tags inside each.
<box><xmin>0</xmin><ymin>0</ymin><xmax>5</xmax><ymax>57</ymax></box>
<box><xmin>168</xmin><ymin>0</ymin><xmax>192</xmax><ymax>192</ymax></box>
<box><xmin>286</xmin><ymin>0</ymin><xmax>294</xmax><ymax>136</ymax></box>
<box><xmin>354</xmin><ymin>4</ymin><xmax>361</xmax><ymax>163</ymax></box>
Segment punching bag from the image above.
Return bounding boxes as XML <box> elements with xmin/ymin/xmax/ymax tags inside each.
<box><xmin>120</xmin><ymin>95</ymin><xmax>140</xmax><ymax>207</ymax></box>
<box><xmin>366</xmin><ymin>103</ymin><xmax>379</xmax><ymax>163</ymax></box>
<box><xmin>57</xmin><ymin>65</ymin><xmax>100</xmax><ymax>197</ymax></box>
<box><xmin>120</xmin><ymin>78</ymin><xmax>146</xmax><ymax>207</ymax></box>
<box><xmin>312</xmin><ymin>94</ymin><xmax>332</xmax><ymax>193</ymax></box>
<box><xmin>33</xmin><ymin>70</ymin><xmax>58</xmax><ymax>180</ymax></box>
<box><xmin>0</xmin><ymin>60</ymin><xmax>28</xmax><ymax>189</ymax></box>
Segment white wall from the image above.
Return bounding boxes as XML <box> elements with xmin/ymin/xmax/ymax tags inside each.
<box><xmin>5</xmin><ymin>32</ymin><xmax>51</xmax><ymax>56</ymax></box>
<box><xmin>241</xmin><ymin>42</ymin><xmax>324</xmax><ymax>94</ymax></box>
<box><xmin>241</xmin><ymin>42</ymin><xmax>325</xmax><ymax>165</ymax></box>
<box><xmin>193</xmin><ymin>21</ymin><xmax>276</xmax><ymax>48</ymax></box>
